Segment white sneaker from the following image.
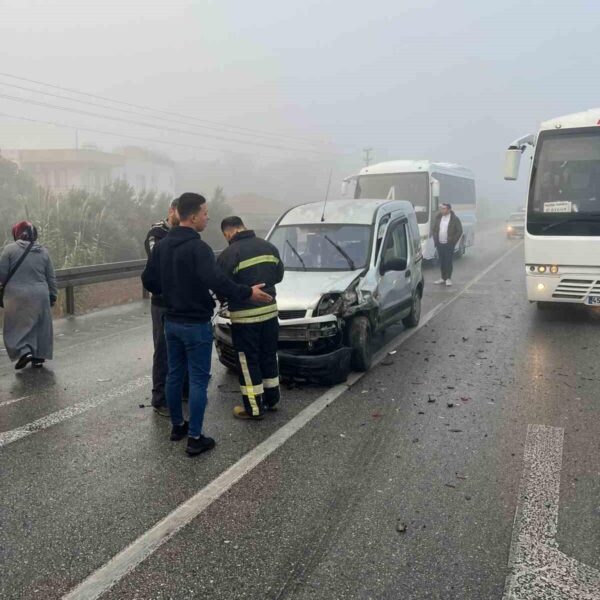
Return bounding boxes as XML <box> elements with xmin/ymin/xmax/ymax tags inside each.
<box><xmin>434</xmin><ymin>279</ymin><xmax>445</xmax><ymax>284</ymax></box>
<box><xmin>445</xmin><ymin>279</ymin><xmax>453</xmax><ymax>286</ymax></box>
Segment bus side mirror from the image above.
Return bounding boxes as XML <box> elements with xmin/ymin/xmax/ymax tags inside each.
<box><xmin>431</xmin><ymin>178</ymin><xmax>440</xmax><ymax>199</ymax></box>
<box><xmin>504</xmin><ymin>149</ymin><xmax>522</xmax><ymax>181</ymax></box>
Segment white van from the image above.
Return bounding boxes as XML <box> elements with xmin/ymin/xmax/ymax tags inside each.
<box><xmin>214</xmin><ymin>198</ymin><xmax>424</xmax><ymax>385</ymax></box>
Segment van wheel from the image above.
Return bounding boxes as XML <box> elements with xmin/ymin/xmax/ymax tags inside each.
<box><xmin>349</xmin><ymin>316</ymin><xmax>372</xmax><ymax>372</ymax></box>
<box><xmin>402</xmin><ymin>290</ymin><xmax>422</xmax><ymax>328</ymax></box>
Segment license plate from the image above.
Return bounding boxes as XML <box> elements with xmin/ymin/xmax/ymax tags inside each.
<box><xmin>586</xmin><ymin>296</ymin><xmax>600</xmax><ymax>305</ymax></box>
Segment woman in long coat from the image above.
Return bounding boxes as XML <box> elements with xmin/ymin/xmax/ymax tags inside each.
<box><xmin>0</xmin><ymin>221</ymin><xmax>58</xmax><ymax>369</ymax></box>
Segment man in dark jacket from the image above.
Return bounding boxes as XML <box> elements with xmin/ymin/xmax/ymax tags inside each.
<box><xmin>217</xmin><ymin>216</ymin><xmax>284</xmax><ymax>420</ymax></box>
<box><xmin>431</xmin><ymin>203</ymin><xmax>463</xmax><ymax>287</ymax></box>
<box><xmin>144</xmin><ymin>197</ymin><xmax>185</xmax><ymax>416</ymax></box>
<box><xmin>142</xmin><ymin>193</ymin><xmax>272</xmax><ymax>456</ymax></box>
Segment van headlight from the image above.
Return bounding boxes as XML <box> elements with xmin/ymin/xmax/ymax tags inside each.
<box><xmin>316</xmin><ymin>293</ymin><xmax>342</xmax><ymax>316</ymax></box>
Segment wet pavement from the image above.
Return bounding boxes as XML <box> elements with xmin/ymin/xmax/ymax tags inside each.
<box><xmin>1</xmin><ymin>224</ymin><xmax>598</xmax><ymax>600</ymax></box>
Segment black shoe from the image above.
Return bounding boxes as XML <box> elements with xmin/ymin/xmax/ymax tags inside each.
<box><xmin>153</xmin><ymin>404</ymin><xmax>170</xmax><ymax>417</ymax></box>
<box><xmin>186</xmin><ymin>435</ymin><xmax>216</xmax><ymax>456</ymax></box>
<box><xmin>15</xmin><ymin>353</ymin><xmax>32</xmax><ymax>370</ymax></box>
<box><xmin>265</xmin><ymin>404</ymin><xmax>278</xmax><ymax>412</ymax></box>
<box><xmin>32</xmin><ymin>358</ymin><xmax>45</xmax><ymax>368</ymax></box>
<box><xmin>170</xmin><ymin>421</ymin><xmax>189</xmax><ymax>441</ymax></box>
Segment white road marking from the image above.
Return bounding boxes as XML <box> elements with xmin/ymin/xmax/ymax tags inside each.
<box><xmin>62</xmin><ymin>242</ymin><xmax>523</xmax><ymax>600</ymax></box>
<box><xmin>0</xmin><ymin>395</ymin><xmax>30</xmax><ymax>408</ymax></box>
<box><xmin>503</xmin><ymin>424</ymin><xmax>600</xmax><ymax>599</ymax></box>
<box><xmin>0</xmin><ymin>377</ymin><xmax>150</xmax><ymax>449</ymax></box>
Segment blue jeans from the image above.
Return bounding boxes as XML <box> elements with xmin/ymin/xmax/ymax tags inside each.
<box><xmin>164</xmin><ymin>320</ymin><xmax>213</xmax><ymax>439</ymax></box>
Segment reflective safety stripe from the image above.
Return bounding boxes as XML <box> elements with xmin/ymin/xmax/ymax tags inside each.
<box><xmin>238</xmin><ymin>352</ymin><xmax>260</xmax><ymax>416</ymax></box>
<box><xmin>263</xmin><ymin>377</ymin><xmax>280</xmax><ymax>389</ymax></box>
<box><xmin>230</xmin><ymin>311</ymin><xmax>278</xmax><ymax>324</ymax></box>
<box><xmin>240</xmin><ymin>383</ymin><xmax>264</xmax><ymax>395</ymax></box>
<box><xmin>229</xmin><ymin>304</ymin><xmax>278</xmax><ymax>319</ymax></box>
<box><xmin>233</xmin><ymin>255</ymin><xmax>280</xmax><ymax>274</ymax></box>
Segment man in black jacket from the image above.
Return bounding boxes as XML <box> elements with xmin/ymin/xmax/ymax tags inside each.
<box><xmin>142</xmin><ymin>193</ymin><xmax>272</xmax><ymax>456</ymax></box>
<box><xmin>144</xmin><ymin>197</ymin><xmax>184</xmax><ymax>416</ymax></box>
<box><xmin>217</xmin><ymin>216</ymin><xmax>284</xmax><ymax>420</ymax></box>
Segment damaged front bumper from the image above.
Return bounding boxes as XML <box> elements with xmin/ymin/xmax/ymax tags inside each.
<box><xmin>213</xmin><ymin>314</ymin><xmax>352</xmax><ymax>385</ymax></box>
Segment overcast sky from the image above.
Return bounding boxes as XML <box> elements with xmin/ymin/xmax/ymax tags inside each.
<box><xmin>1</xmin><ymin>0</ymin><xmax>600</xmax><ymax>202</ymax></box>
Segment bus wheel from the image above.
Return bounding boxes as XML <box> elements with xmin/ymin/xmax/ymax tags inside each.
<box><xmin>536</xmin><ymin>301</ymin><xmax>553</xmax><ymax>310</ymax></box>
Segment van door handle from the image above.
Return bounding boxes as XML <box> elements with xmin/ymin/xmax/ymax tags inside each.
<box><xmin>405</xmin><ymin>269</ymin><xmax>411</xmax><ymax>278</ymax></box>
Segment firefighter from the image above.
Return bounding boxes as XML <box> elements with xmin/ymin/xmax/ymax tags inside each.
<box><xmin>217</xmin><ymin>216</ymin><xmax>284</xmax><ymax>420</ymax></box>
<box><xmin>144</xmin><ymin>197</ymin><xmax>188</xmax><ymax>416</ymax></box>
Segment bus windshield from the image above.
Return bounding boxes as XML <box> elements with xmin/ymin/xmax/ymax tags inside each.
<box><xmin>354</xmin><ymin>173</ymin><xmax>429</xmax><ymax>224</ymax></box>
<box><xmin>529</xmin><ymin>129</ymin><xmax>600</xmax><ymax>236</ymax></box>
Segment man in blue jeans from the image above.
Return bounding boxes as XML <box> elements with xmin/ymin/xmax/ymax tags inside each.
<box><xmin>142</xmin><ymin>193</ymin><xmax>272</xmax><ymax>456</ymax></box>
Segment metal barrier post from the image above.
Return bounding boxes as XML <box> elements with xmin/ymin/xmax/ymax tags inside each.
<box><xmin>65</xmin><ymin>286</ymin><xmax>75</xmax><ymax>315</ymax></box>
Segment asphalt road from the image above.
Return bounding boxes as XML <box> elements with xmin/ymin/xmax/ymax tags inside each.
<box><xmin>1</xmin><ymin>224</ymin><xmax>598</xmax><ymax>600</ymax></box>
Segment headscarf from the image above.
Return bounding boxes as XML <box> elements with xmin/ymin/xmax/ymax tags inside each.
<box><xmin>11</xmin><ymin>221</ymin><xmax>38</xmax><ymax>242</ymax></box>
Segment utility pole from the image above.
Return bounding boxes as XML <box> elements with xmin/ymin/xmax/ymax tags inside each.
<box><xmin>363</xmin><ymin>147</ymin><xmax>373</xmax><ymax>167</ymax></box>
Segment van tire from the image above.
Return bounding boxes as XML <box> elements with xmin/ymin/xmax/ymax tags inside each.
<box><xmin>402</xmin><ymin>290</ymin><xmax>422</xmax><ymax>328</ymax></box>
<box><xmin>349</xmin><ymin>316</ymin><xmax>372</xmax><ymax>372</ymax></box>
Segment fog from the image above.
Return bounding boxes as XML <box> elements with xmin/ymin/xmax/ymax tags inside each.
<box><xmin>2</xmin><ymin>0</ymin><xmax>600</xmax><ymax>212</ymax></box>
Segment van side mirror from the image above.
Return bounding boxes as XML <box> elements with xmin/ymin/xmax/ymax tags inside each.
<box><xmin>431</xmin><ymin>178</ymin><xmax>440</xmax><ymax>199</ymax></box>
<box><xmin>504</xmin><ymin>148</ymin><xmax>522</xmax><ymax>180</ymax></box>
<box><xmin>381</xmin><ymin>257</ymin><xmax>407</xmax><ymax>274</ymax></box>
<box><xmin>341</xmin><ymin>181</ymin><xmax>348</xmax><ymax>196</ymax></box>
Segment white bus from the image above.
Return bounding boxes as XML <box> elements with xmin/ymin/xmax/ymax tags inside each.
<box><xmin>343</xmin><ymin>160</ymin><xmax>476</xmax><ymax>259</ymax></box>
<box><xmin>504</xmin><ymin>108</ymin><xmax>600</xmax><ymax>308</ymax></box>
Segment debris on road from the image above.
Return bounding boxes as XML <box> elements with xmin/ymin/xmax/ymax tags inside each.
<box><xmin>445</xmin><ymin>483</ymin><xmax>456</xmax><ymax>488</ymax></box>
<box><xmin>396</xmin><ymin>520</ymin><xmax>407</xmax><ymax>533</ymax></box>
<box><xmin>428</xmin><ymin>395</ymin><xmax>436</xmax><ymax>403</ymax></box>
<box><xmin>447</xmin><ymin>402</ymin><xmax>454</xmax><ymax>408</ymax></box>
<box><xmin>449</xmin><ymin>429</ymin><xmax>463</xmax><ymax>433</ymax></box>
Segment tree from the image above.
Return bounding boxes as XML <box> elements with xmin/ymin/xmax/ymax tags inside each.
<box><xmin>203</xmin><ymin>186</ymin><xmax>233</xmax><ymax>251</ymax></box>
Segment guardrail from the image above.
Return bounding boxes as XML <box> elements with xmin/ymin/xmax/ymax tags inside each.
<box><xmin>56</xmin><ymin>259</ymin><xmax>147</xmax><ymax>315</ymax></box>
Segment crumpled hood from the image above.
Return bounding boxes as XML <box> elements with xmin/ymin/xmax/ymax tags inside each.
<box><xmin>276</xmin><ymin>270</ymin><xmax>360</xmax><ymax>311</ymax></box>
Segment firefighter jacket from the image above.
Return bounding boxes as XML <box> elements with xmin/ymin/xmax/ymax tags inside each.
<box><xmin>217</xmin><ymin>230</ymin><xmax>284</xmax><ymax>324</ymax></box>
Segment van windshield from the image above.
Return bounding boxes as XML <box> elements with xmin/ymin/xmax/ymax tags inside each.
<box><xmin>269</xmin><ymin>224</ymin><xmax>371</xmax><ymax>271</ymax></box>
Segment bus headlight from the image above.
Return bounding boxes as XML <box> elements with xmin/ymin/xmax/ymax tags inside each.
<box><xmin>537</xmin><ymin>283</ymin><xmax>545</xmax><ymax>291</ymax></box>
<box><xmin>538</xmin><ymin>265</ymin><xmax>547</xmax><ymax>273</ymax></box>
<box><xmin>550</xmin><ymin>265</ymin><xmax>559</xmax><ymax>274</ymax></box>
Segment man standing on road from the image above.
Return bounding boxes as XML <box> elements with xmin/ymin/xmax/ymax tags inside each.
<box><xmin>142</xmin><ymin>194</ymin><xmax>273</xmax><ymax>456</ymax></box>
<box><xmin>431</xmin><ymin>203</ymin><xmax>463</xmax><ymax>287</ymax></box>
<box><xmin>144</xmin><ymin>198</ymin><xmax>188</xmax><ymax>417</ymax></box>
<box><xmin>217</xmin><ymin>217</ymin><xmax>284</xmax><ymax>420</ymax></box>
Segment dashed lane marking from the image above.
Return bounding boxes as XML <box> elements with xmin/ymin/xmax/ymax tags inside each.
<box><xmin>62</xmin><ymin>242</ymin><xmax>523</xmax><ymax>600</ymax></box>
<box><xmin>0</xmin><ymin>395</ymin><xmax>30</xmax><ymax>408</ymax></box>
<box><xmin>0</xmin><ymin>377</ymin><xmax>150</xmax><ymax>448</ymax></box>
<box><xmin>503</xmin><ymin>424</ymin><xmax>600</xmax><ymax>599</ymax></box>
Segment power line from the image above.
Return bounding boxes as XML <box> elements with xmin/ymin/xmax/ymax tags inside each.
<box><xmin>0</xmin><ymin>71</ymin><xmax>327</xmax><ymax>147</ymax></box>
<box><xmin>0</xmin><ymin>79</ymin><xmax>328</xmax><ymax>148</ymax></box>
<box><xmin>0</xmin><ymin>91</ymin><xmax>336</xmax><ymax>156</ymax></box>
<box><xmin>0</xmin><ymin>111</ymin><xmax>262</xmax><ymax>155</ymax></box>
